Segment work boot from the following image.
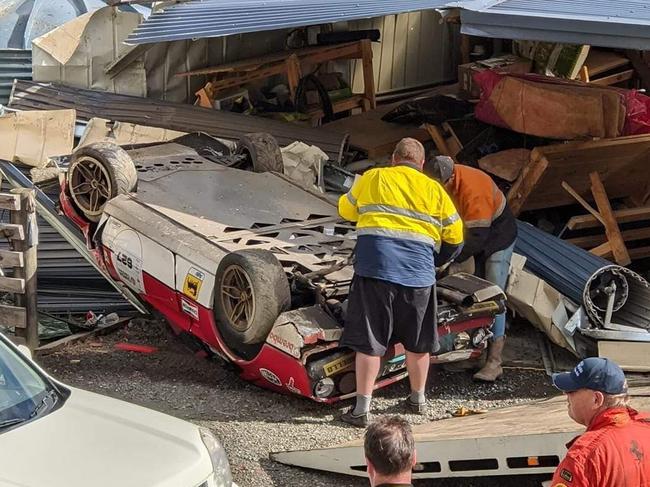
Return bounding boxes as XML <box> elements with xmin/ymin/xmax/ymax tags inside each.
<box><xmin>473</xmin><ymin>336</ymin><xmax>505</xmax><ymax>382</ymax></box>
<box><xmin>403</xmin><ymin>398</ymin><xmax>427</xmax><ymax>415</ymax></box>
<box><xmin>340</xmin><ymin>408</ymin><xmax>370</xmax><ymax>427</ymax></box>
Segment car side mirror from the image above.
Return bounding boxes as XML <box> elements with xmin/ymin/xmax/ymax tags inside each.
<box><xmin>17</xmin><ymin>344</ymin><xmax>32</xmax><ymax>360</ymax></box>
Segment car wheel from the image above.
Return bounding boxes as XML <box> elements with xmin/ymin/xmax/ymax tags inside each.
<box><xmin>235</xmin><ymin>133</ymin><xmax>284</xmax><ymax>173</ymax></box>
<box><xmin>68</xmin><ymin>142</ymin><xmax>137</xmax><ymax>222</ymax></box>
<box><xmin>214</xmin><ymin>249</ymin><xmax>290</xmax><ymax>359</ymax></box>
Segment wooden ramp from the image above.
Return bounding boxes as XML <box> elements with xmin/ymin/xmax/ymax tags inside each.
<box><xmin>272</xmin><ymin>387</ymin><xmax>650</xmax><ymax>479</ymax></box>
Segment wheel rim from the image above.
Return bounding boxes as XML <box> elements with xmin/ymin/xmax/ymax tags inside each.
<box><xmin>220</xmin><ymin>265</ymin><xmax>255</xmax><ymax>332</ymax></box>
<box><xmin>69</xmin><ymin>156</ymin><xmax>113</xmax><ymax>218</ymax></box>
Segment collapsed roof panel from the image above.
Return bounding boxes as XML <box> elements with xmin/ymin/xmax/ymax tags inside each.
<box><xmin>125</xmin><ymin>0</ymin><xmax>449</xmax><ymax>45</ymax></box>
<box><xmin>458</xmin><ymin>0</ymin><xmax>650</xmax><ymax>50</ymax></box>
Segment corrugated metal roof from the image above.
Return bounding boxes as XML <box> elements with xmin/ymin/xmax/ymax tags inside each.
<box><xmin>125</xmin><ymin>0</ymin><xmax>448</xmax><ymax>45</ymax></box>
<box><xmin>0</xmin><ymin>49</ymin><xmax>31</xmax><ymax>104</ymax></box>
<box><xmin>459</xmin><ymin>0</ymin><xmax>650</xmax><ymax>50</ymax></box>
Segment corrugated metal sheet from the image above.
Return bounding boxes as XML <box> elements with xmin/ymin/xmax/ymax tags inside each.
<box><xmin>514</xmin><ymin>221</ymin><xmax>650</xmax><ymax>331</ymax></box>
<box><xmin>0</xmin><ymin>49</ymin><xmax>31</xmax><ymax>105</ymax></box>
<box><xmin>9</xmin><ymin>80</ymin><xmax>348</xmax><ymax>159</ymax></box>
<box><xmin>0</xmin><ymin>177</ymin><xmax>131</xmax><ymax>316</ymax></box>
<box><xmin>125</xmin><ymin>0</ymin><xmax>449</xmax><ymax>45</ymax></box>
<box><xmin>459</xmin><ymin>0</ymin><xmax>650</xmax><ymax>50</ymax></box>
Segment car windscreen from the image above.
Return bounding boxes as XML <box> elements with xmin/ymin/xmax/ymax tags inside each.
<box><xmin>0</xmin><ymin>338</ymin><xmax>57</xmax><ymax>432</ymax></box>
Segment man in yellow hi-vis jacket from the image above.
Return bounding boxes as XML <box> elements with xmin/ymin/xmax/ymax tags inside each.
<box><xmin>338</xmin><ymin>138</ymin><xmax>464</xmax><ymax>427</ymax></box>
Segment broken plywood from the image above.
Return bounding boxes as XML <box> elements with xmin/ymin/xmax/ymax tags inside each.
<box><xmin>598</xmin><ymin>341</ymin><xmax>650</xmax><ymax>372</ymax></box>
<box><xmin>508</xmin><ymin>135</ymin><xmax>650</xmax><ymax>214</ymax></box>
<box><xmin>32</xmin><ymin>7</ymin><xmax>146</xmax><ymax>96</ymax></box>
<box><xmin>506</xmin><ymin>253</ymin><xmax>576</xmax><ymax>353</ymax></box>
<box><xmin>78</xmin><ymin>118</ymin><xmax>186</xmax><ymax>148</ymax></box>
<box><xmin>478</xmin><ymin>148</ymin><xmax>530</xmax><ymax>182</ymax></box>
<box><xmin>0</xmin><ymin>109</ymin><xmax>75</xmax><ymax>168</ymax></box>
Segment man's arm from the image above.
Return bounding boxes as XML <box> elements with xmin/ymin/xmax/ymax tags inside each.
<box><xmin>338</xmin><ymin>177</ymin><xmax>362</xmax><ymax>222</ymax></box>
<box><xmin>455</xmin><ymin>227</ymin><xmax>489</xmax><ymax>263</ymax></box>
<box><xmin>437</xmin><ymin>189</ymin><xmax>464</xmax><ymax>266</ymax></box>
<box><xmin>551</xmin><ymin>448</ymin><xmax>589</xmax><ymax>487</ymax></box>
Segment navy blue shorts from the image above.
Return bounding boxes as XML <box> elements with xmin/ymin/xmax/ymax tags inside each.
<box><xmin>340</xmin><ymin>275</ymin><xmax>438</xmax><ymax>356</ymax></box>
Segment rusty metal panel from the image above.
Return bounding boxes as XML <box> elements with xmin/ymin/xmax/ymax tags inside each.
<box><xmin>9</xmin><ymin>80</ymin><xmax>348</xmax><ymax>159</ymax></box>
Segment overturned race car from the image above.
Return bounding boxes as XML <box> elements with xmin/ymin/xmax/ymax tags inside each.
<box><xmin>59</xmin><ymin>134</ymin><xmax>505</xmax><ymax>403</ymax></box>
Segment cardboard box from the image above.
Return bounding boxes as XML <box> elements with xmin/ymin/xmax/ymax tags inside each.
<box><xmin>458</xmin><ymin>55</ymin><xmax>532</xmax><ymax>99</ymax></box>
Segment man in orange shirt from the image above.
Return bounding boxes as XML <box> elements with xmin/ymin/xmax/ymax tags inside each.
<box><xmin>425</xmin><ymin>156</ymin><xmax>517</xmax><ymax>382</ymax></box>
<box><xmin>550</xmin><ymin>357</ymin><xmax>650</xmax><ymax>487</ymax></box>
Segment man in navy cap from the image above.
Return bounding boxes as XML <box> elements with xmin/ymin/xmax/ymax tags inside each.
<box><xmin>550</xmin><ymin>357</ymin><xmax>650</xmax><ymax>487</ymax></box>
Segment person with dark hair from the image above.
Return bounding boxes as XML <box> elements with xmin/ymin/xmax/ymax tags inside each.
<box><xmin>550</xmin><ymin>357</ymin><xmax>650</xmax><ymax>487</ymax></box>
<box><xmin>424</xmin><ymin>155</ymin><xmax>517</xmax><ymax>382</ymax></box>
<box><xmin>364</xmin><ymin>416</ymin><xmax>416</xmax><ymax>486</ymax></box>
<box><xmin>338</xmin><ymin>138</ymin><xmax>464</xmax><ymax>427</ymax></box>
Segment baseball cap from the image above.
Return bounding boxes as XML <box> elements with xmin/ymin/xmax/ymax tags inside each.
<box><xmin>552</xmin><ymin>357</ymin><xmax>627</xmax><ymax>395</ymax></box>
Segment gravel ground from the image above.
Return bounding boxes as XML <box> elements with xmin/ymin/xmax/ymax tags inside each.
<box><xmin>39</xmin><ymin>318</ymin><xmax>560</xmax><ymax>487</ymax></box>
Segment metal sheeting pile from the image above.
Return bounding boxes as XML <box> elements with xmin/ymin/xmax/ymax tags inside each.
<box><xmin>515</xmin><ymin>221</ymin><xmax>650</xmax><ymax>331</ymax></box>
<box><xmin>0</xmin><ymin>172</ymin><xmax>132</xmax><ymax>317</ymax></box>
<box><xmin>9</xmin><ymin>80</ymin><xmax>348</xmax><ymax>160</ymax></box>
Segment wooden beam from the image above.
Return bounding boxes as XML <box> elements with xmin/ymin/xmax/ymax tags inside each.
<box><xmin>567</xmin><ymin>206</ymin><xmax>650</xmax><ymax>231</ymax></box>
<box><xmin>0</xmin><ymin>193</ymin><xmax>20</xmax><ymax>211</ymax></box>
<box><xmin>424</xmin><ymin>124</ymin><xmax>454</xmax><ymax>158</ymax></box>
<box><xmin>507</xmin><ymin>150</ymin><xmax>549</xmax><ymax>216</ymax></box>
<box><xmin>625</xmin><ymin>50</ymin><xmax>650</xmax><ymax>91</ymax></box>
<box><xmin>590</xmin><ymin>171</ymin><xmax>631</xmax><ymax>266</ymax></box>
<box><xmin>0</xmin><ymin>304</ymin><xmax>26</xmax><ymax>328</ymax></box>
<box><xmin>11</xmin><ymin>189</ymin><xmax>38</xmax><ymax>350</ymax></box>
<box><xmin>590</xmin><ymin>241</ymin><xmax>612</xmax><ymax>258</ymax></box>
<box><xmin>591</xmin><ymin>69</ymin><xmax>635</xmax><ymax>86</ymax></box>
<box><xmin>0</xmin><ymin>250</ymin><xmax>24</xmax><ymax>268</ymax></box>
<box><xmin>561</xmin><ymin>181</ymin><xmax>606</xmax><ymax>226</ymax></box>
<box><xmin>567</xmin><ymin>226</ymin><xmax>650</xmax><ymax>248</ymax></box>
<box><xmin>629</xmin><ymin>245</ymin><xmax>650</xmax><ymax>260</ymax></box>
<box><xmin>0</xmin><ymin>276</ymin><xmax>25</xmax><ymax>293</ymax></box>
<box><xmin>359</xmin><ymin>39</ymin><xmax>376</xmax><ymax>111</ymax></box>
<box><xmin>0</xmin><ymin>223</ymin><xmax>24</xmax><ymax>241</ymax></box>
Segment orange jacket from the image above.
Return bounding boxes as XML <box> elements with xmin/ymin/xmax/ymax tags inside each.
<box><xmin>551</xmin><ymin>408</ymin><xmax>650</xmax><ymax>487</ymax></box>
<box><xmin>445</xmin><ymin>165</ymin><xmax>516</xmax><ymax>261</ymax></box>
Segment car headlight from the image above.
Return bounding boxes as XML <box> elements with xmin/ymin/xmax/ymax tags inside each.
<box><xmin>199</xmin><ymin>428</ymin><xmax>233</xmax><ymax>487</ymax></box>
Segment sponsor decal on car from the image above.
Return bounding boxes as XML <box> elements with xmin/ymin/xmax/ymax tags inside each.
<box><xmin>181</xmin><ymin>298</ymin><xmax>200</xmax><ymax>319</ymax></box>
<box><xmin>323</xmin><ymin>354</ymin><xmax>354</xmax><ymax>377</ymax></box>
<box><xmin>183</xmin><ymin>267</ymin><xmax>205</xmax><ymax>300</ymax></box>
<box><xmin>259</xmin><ymin>368</ymin><xmax>282</xmax><ymax>387</ymax></box>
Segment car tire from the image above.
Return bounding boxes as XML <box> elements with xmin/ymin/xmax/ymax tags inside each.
<box><xmin>214</xmin><ymin>249</ymin><xmax>290</xmax><ymax>358</ymax></box>
<box><xmin>235</xmin><ymin>133</ymin><xmax>284</xmax><ymax>173</ymax></box>
<box><xmin>68</xmin><ymin>142</ymin><xmax>137</xmax><ymax>222</ymax></box>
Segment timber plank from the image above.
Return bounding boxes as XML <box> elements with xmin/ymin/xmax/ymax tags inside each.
<box><xmin>0</xmin><ymin>304</ymin><xmax>26</xmax><ymax>328</ymax></box>
<box><xmin>0</xmin><ymin>223</ymin><xmax>24</xmax><ymax>241</ymax></box>
<box><xmin>507</xmin><ymin>149</ymin><xmax>549</xmax><ymax>216</ymax></box>
<box><xmin>590</xmin><ymin>171</ymin><xmax>631</xmax><ymax>265</ymax></box>
<box><xmin>0</xmin><ymin>193</ymin><xmax>20</xmax><ymax>211</ymax></box>
<box><xmin>591</xmin><ymin>69</ymin><xmax>634</xmax><ymax>86</ymax></box>
<box><xmin>0</xmin><ymin>250</ymin><xmax>24</xmax><ymax>267</ymax></box>
<box><xmin>567</xmin><ymin>206</ymin><xmax>650</xmax><ymax>230</ymax></box>
<box><xmin>0</xmin><ymin>276</ymin><xmax>25</xmax><ymax>293</ymax></box>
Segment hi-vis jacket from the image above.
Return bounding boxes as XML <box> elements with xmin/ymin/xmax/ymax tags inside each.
<box><xmin>446</xmin><ymin>164</ymin><xmax>517</xmax><ymax>262</ymax></box>
<box><xmin>339</xmin><ymin>162</ymin><xmax>463</xmax><ymax>287</ymax></box>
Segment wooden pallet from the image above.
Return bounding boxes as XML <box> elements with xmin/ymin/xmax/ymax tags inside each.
<box><xmin>0</xmin><ymin>189</ymin><xmax>38</xmax><ymax>349</ymax></box>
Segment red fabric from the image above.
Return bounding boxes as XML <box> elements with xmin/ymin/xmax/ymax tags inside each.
<box><xmin>473</xmin><ymin>71</ymin><xmax>650</xmax><ymax>137</ymax></box>
<box><xmin>551</xmin><ymin>408</ymin><xmax>650</xmax><ymax>487</ymax></box>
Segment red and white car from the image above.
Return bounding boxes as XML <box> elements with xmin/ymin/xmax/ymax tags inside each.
<box><xmin>57</xmin><ymin>134</ymin><xmax>505</xmax><ymax>403</ymax></box>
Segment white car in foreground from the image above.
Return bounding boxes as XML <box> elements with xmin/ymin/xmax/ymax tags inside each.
<box><xmin>0</xmin><ymin>332</ymin><xmax>235</xmax><ymax>487</ymax></box>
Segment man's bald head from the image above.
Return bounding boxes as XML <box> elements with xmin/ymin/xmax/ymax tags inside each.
<box><xmin>392</xmin><ymin>138</ymin><xmax>425</xmax><ymax>170</ymax></box>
